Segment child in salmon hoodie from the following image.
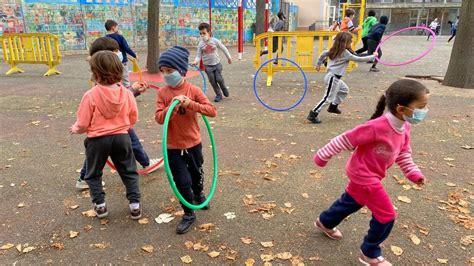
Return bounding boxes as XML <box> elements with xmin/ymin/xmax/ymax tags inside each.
<box><xmin>70</xmin><ymin>50</ymin><xmax>141</xmax><ymax>220</ymax></box>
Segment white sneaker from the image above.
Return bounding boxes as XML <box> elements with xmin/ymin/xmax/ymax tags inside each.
<box><xmin>75</xmin><ymin>179</ymin><xmax>105</xmax><ymax>190</ymax></box>
<box><xmin>141</xmin><ymin>158</ymin><xmax>163</xmax><ymax>175</ymax></box>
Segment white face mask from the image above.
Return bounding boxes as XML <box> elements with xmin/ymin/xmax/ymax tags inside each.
<box><xmin>201</xmin><ymin>35</ymin><xmax>209</xmax><ymax>42</ymax></box>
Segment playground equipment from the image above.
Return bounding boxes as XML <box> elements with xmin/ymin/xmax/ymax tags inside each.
<box><xmin>0</xmin><ymin>33</ymin><xmax>61</xmax><ymax>76</ymax></box>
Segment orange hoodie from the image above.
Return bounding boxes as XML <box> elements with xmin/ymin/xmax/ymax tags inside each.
<box><xmin>155</xmin><ymin>80</ymin><xmax>217</xmax><ymax>149</ymax></box>
<box><xmin>72</xmin><ymin>83</ymin><xmax>138</xmax><ymax>138</ymax></box>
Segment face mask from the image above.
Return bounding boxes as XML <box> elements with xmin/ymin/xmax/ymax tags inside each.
<box><xmin>115</xmin><ymin>51</ymin><xmax>123</xmax><ymax>62</ymax></box>
<box><xmin>201</xmin><ymin>35</ymin><xmax>209</xmax><ymax>42</ymax></box>
<box><xmin>164</xmin><ymin>71</ymin><xmax>183</xmax><ymax>88</ymax></box>
<box><xmin>403</xmin><ymin>107</ymin><xmax>428</xmax><ymax>124</ymax></box>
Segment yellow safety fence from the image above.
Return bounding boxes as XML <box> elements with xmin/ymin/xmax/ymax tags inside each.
<box><xmin>0</xmin><ymin>33</ymin><xmax>61</xmax><ymax>76</ymax></box>
<box><xmin>253</xmin><ymin>31</ymin><xmax>358</xmax><ymax>86</ymax></box>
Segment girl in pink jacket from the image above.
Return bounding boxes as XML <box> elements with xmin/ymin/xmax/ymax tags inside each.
<box><xmin>313</xmin><ymin>79</ymin><xmax>430</xmax><ymax>266</ymax></box>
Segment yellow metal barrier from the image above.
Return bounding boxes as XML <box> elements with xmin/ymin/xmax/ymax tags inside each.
<box><xmin>0</xmin><ymin>33</ymin><xmax>61</xmax><ymax>76</ymax></box>
<box><xmin>253</xmin><ymin>31</ymin><xmax>358</xmax><ymax>86</ymax></box>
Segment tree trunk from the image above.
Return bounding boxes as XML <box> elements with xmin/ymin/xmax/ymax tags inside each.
<box><xmin>443</xmin><ymin>0</ymin><xmax>474</xmax><ymax>88</ymax></box>
<box><xmin>256</xmin><ymin>0</ymin><xmax>266</xmax><ymax>35</ymax></box>
<box><xmin>147</xmin><ymin>0</ymin><xmax>160</xmax><ymax>74</ymax></box>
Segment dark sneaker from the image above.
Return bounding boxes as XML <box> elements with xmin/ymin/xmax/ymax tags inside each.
<box><xmin>94</xmin><ymin>205</ymin><xmax>108</xmax><ymax>219</ymax></box>
<box><xmin>327</xmin><ymin>104</ymin><xmax>342</xmax><ymax>114</ymax></box>
<box><xmin>307</xmin><ymin>110</ymin><xmax>321</xmax><ymax>124</ymax></box>
<box><xmin>130</xmin><ymin>208</ymin><xmax>142</xmax><ymax>220</ymax></box>
<box><xmin>222</xmin><ymin>87</ymin><xmax>230</xmax><ymax>97</ymax></box>
<box><xmin>214</xmin><ymin>94</ymin><xmax>222</xmax><ymax>102</ymax></box>
<box><xmin>194</xmin><ymin>193</ymin><xmax>210</xmax><ymax>210</ymax></box>
<box><xmin>369</xmin><ymin>67</ymin><xmax>380</xmax><ymax>72</ymax></box>
<box><xmin>176</xmin><ymin>213</ymin><xmax>196</xmax><ymax>234</ymax></box>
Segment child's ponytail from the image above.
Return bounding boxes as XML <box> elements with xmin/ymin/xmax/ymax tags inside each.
<box><xmin>370</xmin><ymin>94</ymin><xmax>386</xmax><ymax>120</ymax></box>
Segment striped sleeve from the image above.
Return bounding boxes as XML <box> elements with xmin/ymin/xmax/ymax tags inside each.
<box><xmin>395</xmin><ymin>128</ymin><xmax>424</xmax><ymax>183</ymax></box>
<box><xmin>314</xmin><ymin>134</ymin><xmax>354</xmax><ymax>167</ymax></box>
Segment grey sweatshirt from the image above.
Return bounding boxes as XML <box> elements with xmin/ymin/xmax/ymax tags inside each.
<box><xmin>195</xmin><ymin>37</ymin><xmax>232</xmax><ymax>66</ymax></box>
<box><xmin>317</xmin><ymin>49</ymin><xmax>375</xmax><ymax>76</ymax></box>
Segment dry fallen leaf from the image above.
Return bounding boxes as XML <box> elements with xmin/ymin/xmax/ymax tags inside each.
<box><xmin>262</xmin><ymin>212</ymin><xmax>274</xmax><ymax>220</ymax></box>
<box><xmin>276</xmin><ymin>252</ymin><xmax>292</xmax><ymax>260</ymax></box>
<box><xmin>273</xmin><ymin>153</ymin><xmax>283</xmax><ymax>158</ymax></box>
<box><xmin>16</xmin><ymin>244</ymin><xmax>22</xmax><ymax>252</ymax></box>
<box><xmin>460</xmin><ymin>235</ymin><xmax>473</xmax><ymax>246</ymax></box>
<box><xmin>181</xmin><ymin>255</ymin><xmax>193</xmax><ymax>264</ymax></box>
<box><xmin>391</xmin><ymin>245</ymin><xmax>403</xmax><ymax>256</ymax></box>
<box><xmin>90</xmin><ymin>243</ymin><xmax>108</xmax><ymax>249</ymax></box>
<box><xmin>193</xmin><ymin>242</ymin><xmax>209</xmax><ymax>252</ymax></box>
<box><xmin>397</xmin><ymin>196</ymin><xmax>412</xmax><ymax>204</ymax></box>
<box><xmin>184</xmin><ymin>241</ymin><xmax>194</xmax><ymax>249</ymax></box>
<box><xmin>22</xmin><ymin>246</ymin><xmax>36</xmax><ymax>253</ymax></box>
<box><xmin>0</xmin><ymin>243</ymin><xmax>15</xmax><ymax>250</ymax></box>
<box><xmin>284</xmin><ymin>202</ymin><xmax>292</xmax><ymax>208</ymax></box>
<box><xmin>302</xmin><ymin>193</ymin><xmax>309</xmax><ymax>199</ymax></box>
<box><xmin>51</xmin><ymin>243</ymin><xmax>64</xmax><ymax>250</ymax></box>
<box><xmin>69</xmin><ymin>205</ymin><xmax>79</xmax><ymax>210</ymax></box>
<box><xmin>260</xmin><ymin>241</ymin><xmax>274</xmax><ymax>248</ymax></box>
<box><xmin>260</xmin><ymin>254</ymin><xmax>274</xmax><ymax>262</ymax></box>
<box><xmin>208</xmin><ymin>251</ymin><xmax>220</xmax><ymax>258</ymax></box>
<box><xmin>82</xmin><ymin>209</ymin><xmax>96</xmax><ymax>217</ymax></box>
<box><xmin>84</xmin><ymin>224</ymin><xmax>93</xmax><ymax>231</ymax></box>
<box><xmin>69</xmin><ymin>231</ymin><xmax>79</xmax><ymax>239</ymax></box>
<box><xmin>309</xmin><ymin>256</ymin><xmax>322</xmax><ymax>261</ymax></box>
<box><xmin>17</xmin><ymin>202</ymin><xmax>26</xmax><ymax>208</ymax></box>
<box><xmin>446</xmin><ymin>182</ymin><xmax>456</xmax><ymax>187</ymax></box>
<box><xmin>409</xmin><ymin>234</ymin><xmax>421</xmax><ymax>245</ymax></box>
<box><xmin>138</xmin><ymin>218</ymin><xmax>149</xmax><ymax>225</ymax></box>
<box><xmin>141</xmin><ymin>244</ymin><xmax>154</xmax><ymax>253</ymax></box>
<box><xmin>198</xmin><ymin>223</ymin><xmax>216</xmax><ymax>232</ymax></box>
<box><xmin>155</xmin><ymin>213</ymin><xmax>175</xmax><ymax>224</ymax></box>
<box><xmin>437</xmin><ymin>258</ymin><xmax>448</xmax><ymax>264</ymax></box>
<box><xmin>245</xmin><ymin>258</ymin><xmax>256</xmax><ymax>266</ymax></box>
<box><xmin>241</xmin><ymin>237</ymin><xmax>253</xmax><ymax>245</ymax></box>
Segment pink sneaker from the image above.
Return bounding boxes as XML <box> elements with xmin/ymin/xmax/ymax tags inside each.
<box><xmin>359</xmin><ymin>251</ymin><xmax>392</xmax><ymax>266</ymax></box>
<box><xmin>314</xmin><ymin>218</ymin><xmax>343</xmax><ymax>240</ymax></box>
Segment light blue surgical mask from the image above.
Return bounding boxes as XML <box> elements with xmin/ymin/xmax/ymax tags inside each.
<box><xmin>164</xmin><ymin>71</ymin><xmax>183</xmax><ymax>88</ymax></box>
<box><xmin>403</xmin><ymin>107</ymin><xmax>428</xmax><ymax>124</ymax></box>
<box><xmin>115</xmin><ymin>51</ymin><xmax>123</xmax><ymax>62</ymax></box>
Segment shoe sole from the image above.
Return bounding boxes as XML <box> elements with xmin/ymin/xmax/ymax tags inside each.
<box><xmin>327</xmin><ymin>111</ymin><xmax>342</xmax><ymax>114</ymax></box>
<box><xmin>131</xmin><ymin>214</ymin><xmax>142</xmax><ymax>220</ymax></box>
<box><xmin>176</xmin><ymin>220</ymin><xmax>196</xmax><ymax>234</ymax></box>
<box><xmin>142</xmin><ymin>160</ymin><xmax>163</xmax><ymax>175</ymax></box>
<box><xmin>358</xmin><ymin>257</ymin><xmax>371</xmax><ymax>265</ymax></box>
<box><xmin>96</xmin><ymin>212</ymin><xmax>108</xmax><ymax>219</ymax></box>
<box><xmin>314</xmin><ymin>220</ymin><xmax>340</xmax><ymax>240</ymax></box>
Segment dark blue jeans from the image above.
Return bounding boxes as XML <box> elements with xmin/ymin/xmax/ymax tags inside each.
<box><xmin>80</xmin><ymin>128</ymin><xmax>150</xmax><ymax>179</ymax></box>
<box><xmin>319</xmin><ymin>192</ymin><xmax>395</xmax><ymax>258</ymax></box>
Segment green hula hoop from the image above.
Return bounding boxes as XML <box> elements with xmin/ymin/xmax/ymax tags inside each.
<box><xmin>162</xmin><ymin>99</ymin><xmax>218</xmax><ymax>210</ymax></box>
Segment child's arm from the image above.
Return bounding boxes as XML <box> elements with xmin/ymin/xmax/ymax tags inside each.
<box><xmin>120</xmin><ymin>35</ymin><xmax>137</xmax><ymax>59</ymax></box>
<box><xmin>314</xmin><ymin>123</ymin><xmax>375</xmax><ymax>167</ymax></box>
<box><xmin>192</xmin><ymin>44</ymin><xmax>203</xmax><ymax>66</ymax></box>
<box><xmin>347</xmin><ymin>20</ymin><xmax>361</xmax><ymax>33</ymax></box>
<box><xmin>344</xmin><ymin>50</ymin><xmax>376</xmax><ymax>62</ymax></box>
<box><xmin>186</xmin><ymin>86</ymin><xmax>217</xmax><ymax>118</ymax></box>
<box><xmin>70</xmin><ymin>94</ymin><xmax>93</xmax><ymax>134</ymax></box>
<box><xmin>215</xmin><ymin>38</ymin><xmax>232</xmax><ymax>64</ymax></box>
<box><xmin>395</xmin><ymin>127</ymin><xmax>424</xmax><ymax>184</ymax></box>
<box><xmin>316</xmin><ymin>50</ymin><xmax>329</xmax><ymax>67</ymax></box>
<box><xmin>155</xmin><ymin>93</ymin><xmax>174</xmax><ymax>125</ymax></box>
<box><xmin>128</xmin><ymin>91</ymin><xmax>138</xmax><ymax>127</ymax></box>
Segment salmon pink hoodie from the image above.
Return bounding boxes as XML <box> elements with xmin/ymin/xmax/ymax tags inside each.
<box><xmin>71</xmin><ymin>83</ymin><xmax>138</xmax><ymax>138</ymax></box>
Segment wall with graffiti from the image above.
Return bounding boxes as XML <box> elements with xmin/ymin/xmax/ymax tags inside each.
<box><xmin>1</xmin><ymin>0</ymin><xmax>296</xmax><ymax>51</ymax></box>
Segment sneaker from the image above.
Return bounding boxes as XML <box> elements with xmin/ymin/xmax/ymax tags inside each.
<box><xmin>194</xmin><ymin>193</ymin><xmax>210</xmax><ymax>210</ymax></box>
<box><xmin>369</xmin><ymin>67</ymin><xmax>380</xmax><ymax>72</ymax></box>
<box><xmin>76</xmin><ymin>178</ymin><xmax>105</xmax><ymax>190</ymax></box>
<box><xmin>222</xmin><ymin>87</ymin><xmax>230</xmax><ymax>97</ymax></box>
<box><xmin>307</xmin><ymin>110</ymin><xmax>321</xmax><ymax>124</ymax></box>
<box><xmin>142</xmin><ymin>158</ymin><xmax>163</xmax><ymax>174</ymax></box>
<box><xmin>176</xmin><ymin>213</ymin><xmax>196</xmax><ymax>234</ymax></box>
<box><xmin>314</xmin><ymin>218</ymin><xmax>342</xmax><ymax>240</ymax></box>
<box><xmin>327</xmin><ymin>104</ymin><xmax>342</xmax><ymax>114</ymax></box>
<box><xmin>130</xmin><ymin>208</ymin><xmax>142</xmax><ymax>220</ymax></box>
<box><xmin>94</xmin><ymin>205</ymin><xmax>108</xmax><ymax>219</ymax></box>
<box><xmin>359</xmin><ymin>251</ymin><xmax>392</xmax><ymax>266</ymax></box>
<box><xmin>214</xmin><ymin>94</ymin><xmax>222</xmax><ymax>102</ymax></box>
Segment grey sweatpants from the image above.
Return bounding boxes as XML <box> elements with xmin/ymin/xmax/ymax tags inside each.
<box><xmin>84</xmin><ymin>134</ymin><xmax>140</xmax><ymax>205</ymax></box>
<box><xmin>312</xmin><ymin>73</ymin><xmax>349</xmax><ymax>113</ymax></box>
<box><xmin>204</xmin><ymin>63</ymin><xmax>227</xmax><ymax>96</ymax></box>
<box><xmin>122</xmin><ymin>63</ymin><xmax>130</xmax><ymax>88</ymax></box>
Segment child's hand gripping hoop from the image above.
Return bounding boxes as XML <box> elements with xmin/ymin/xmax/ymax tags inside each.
<box><xmin>162</xmin><ymin>99</ymin><xmax>218</xmax><ymax>210</ymax></box>
<box><xmin>375</xmin><ymin>26</ymin><xmax>436</xmax><ymax>67</ymax></box>
<box><xmin>253</xmin><ymin>58</ymin><xmax>308</xmax><ymax>112</ymax></box>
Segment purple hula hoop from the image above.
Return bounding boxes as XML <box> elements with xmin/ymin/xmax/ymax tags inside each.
<box><xmin>375</xmin><ymin>26</ymin><xmax>436</xmax><ymax>67</ymax></box>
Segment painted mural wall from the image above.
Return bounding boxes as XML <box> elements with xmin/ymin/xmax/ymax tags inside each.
<box><xmin>1</xmin><ymin>0</ymin><xmax>297</xmax><ymax>50</ymax></box>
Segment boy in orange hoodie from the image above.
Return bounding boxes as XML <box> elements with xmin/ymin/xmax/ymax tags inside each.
<box><xmin>70</xmin><ymin>50</ymin><xmax>141</xmax><ymax>220</ymax></box>
<box><xmin>155</xmin><ymin>46</ymin><xmax>217</xmax><ymax>234</ymax></box>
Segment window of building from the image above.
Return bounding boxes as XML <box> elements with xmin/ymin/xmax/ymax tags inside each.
<box><xmin>373</xmin><ymin>0</ymin><xmax>393</xmax><ymax>3</ymax></box>
<box><xmin>373</xmin><ymin>9</ymin><xmax>392</xmax><ymax>22</ymax></box>
<box><xmin>409</xmin><ymin>9</ymin><xmax>429</xmax><ymax>27</ymax></box>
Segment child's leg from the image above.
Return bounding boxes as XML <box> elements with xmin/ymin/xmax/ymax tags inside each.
<box><xmin>80</xmin><ymin>159</ymin><xmax>87</xmax><ymax>180</ymax></box>
<box><xmin>84</xmin><ymin>137</ymin><xmax>113</xmax><ymax>205</ymax></box>
<box><xmin>128</xmin><ymin>128</ymin><xmax>150</xmax><ymax>167</ymax></box>
<box><xmin>332</xmin><ymin>80</ymin><xmax>349</xmax><ymax>106</ymax></box>
<box><xmin>168</xmin><ymin>149</ymin><xmax>195</xmax><ymax>215</ymax></box>
<box><xmin>214</xmin><ymin>63</ymin><xmax>229</xmax><ymax>96</ymax></box>
<box><xmin>371</xmin><ymin>47</ymin><xmax>381</xmax><ymax>68</ymax></box>
<box><xmin>361</xmin><ymin>217</ymin><xmax>395</xmax><ymax>258</ymax></box>
<box><xmin>109</xmin><ymin>134</ymin><xmax>141</xmax><ymax>204</ymax></box>
<box><xmin>122</xmin><ymin>63</ymin><xmax>131</xmax><ymax>88</ymax></box>
<box><xmin>319</xmin><ymin>192</ymin><xmax>363</xmax><ymax>229</ymax></box>
<box><xmin>311</xmin><ymin>74</ymin><xmax>341</xmax><ymax>114</ymax></box>
<box><xmin>355</xmin><ymin>37</ymin><xmax>368</xmax><ymax>54</ymax></box>
<box><xmin>204</xmin><ymin>65</ymin><xmax>222</xmax><ymax>97</ymax></box>
<box><xmin>185</xmin><ymin>144</ymin><xmax>205</xmax><ymax>196</ymax></box>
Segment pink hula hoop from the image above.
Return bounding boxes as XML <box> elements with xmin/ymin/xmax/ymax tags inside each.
<box><xmin>375</xmin><ymin>26</ymin><xmax>436</xmax><ymax>67</ymax></box>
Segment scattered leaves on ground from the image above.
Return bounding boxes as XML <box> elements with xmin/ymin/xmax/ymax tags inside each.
<box><xmin>391</xmin><ymin>245</ymin><xmax>403</xmax><ymax>256</ymax></box>
<box><xmin>437</xmin><ymin>258</ymin><xmax>448</xmax><ymax>264</ymax></box>
<box><xmin>245</xmin><ymin>258</ymin><xmax>256</xmax><ymax>266</ymax></box>
<box><xmin>69</xmin><ymin>231</ymin><xmax>79</xmax><ymax>239</ymax></box>
<box><xmin>155</xmin><ymin>213</ymin><xmax>175</xmax><ymax>224</ymax></box>
<box><xmin>260</xmin><ymin>241</ymin><xmax>274</xmax><ymax>248</ymax></box>
<box><xmin>397</xmin><ymin>196</ymin><xmax>412</xmax><ymax>204</ymax></box>
<box><xmin>198</xmin><ymin>223</ymin><xmax>216</xmax><ymax>232</ymax></box>
<box><xmin>181</xmin><ymin>255</ymin><xmax>192</xmax><ymax>264</ymax></box>
<box><xmin>82</xmin><ymin>209</ymin><xmax>96</xmax><ymax>217</ymax></box>
<box><xmin>208</xmin><ymin>251</ymin><xmax>220</xmax><ymax>258</ymax></box>
<box><xmin>0</xmin><ymin>243</ymin><xmax>15</xmax><ymax>250</ymax></box>
<box><xmin>409</xmin><ymin>234</ymin><xmax>421</xmax><ymax>245</ymax></box>
<box><xmin>51</xmin><ymin>243</ymin><xmax>64</xmax><ymax>250</ymax></box>
<box><xmin>141</xmin><ymin>245</ymin><xmax>154</xmax><ymax>253</ymax></box>
<box><xmin>90</xmin><ymin>242</ymin><xmax>108</xmax><ymax>249</ymax></box>
<box><xmin>138</xmin><ymin>218</ymin><xmax>149</xmax><ymax>224</ymax></box>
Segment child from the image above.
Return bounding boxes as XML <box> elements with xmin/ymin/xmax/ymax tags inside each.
<box><xmin>340</xmin><ymin>9</ymin><xmax>361</xmax><ymax>33</ymax></box>
<box><xmin>105</xmin><ymin>19</ymin><xmax>137</xmax><ymax>88</ymax></box>
<box><xmin>427</xmin><ymin>18</ymin><xmax>439</xmax><ymax>41</ymax></box>
<box><xmin>76</xmin><ymin>37</ymin><xmax>161</xmax><ymax>190</ymax></box>
<box><xmin>70</xmin><ymin>51</ymin><xmax>142</xmax><ymax>219</ymax></box>
<box><xmin>447</xmin><ymin>16</ymin><xmax>459</xmax><ymax>43</ymax></box>
<box><xmin>366</xmin><ymin>15</ymin><xmax>389</xmax><ymax>72</ymax></box>
<box><xmin>313</xmin><ymin>79</ymin><xmax>429</xmax><ymax>266</ymax></box>
<box><xmin>155</xmin><ymin>46</ymin><xmax>217</xmax><ymax>234</ymax></box>
<box><xmin>260</xmin><ymin>11</ymin><xmax>286</xmax><ymax>59</ymax></box>
<box><xmin>356</xmin><ymin>10</ymin><xmax>377</xmax><ymax>55</ymax></box>
<box><xmin>307</xmin><ymin>32</ymin><xmax>377</xmax><ymax>124</ymax></box>
<box><xmin>191</xmin><ymin>22</ymin><xmax>232</xmax><ymax>103</ymax></box>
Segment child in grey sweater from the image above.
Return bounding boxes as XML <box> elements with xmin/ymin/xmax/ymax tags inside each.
<box><xmin>191</xmin><ymin>23</ymin><xmax>232</xmax><ymax>103</ymax></box>
<box><xmin>307</xmin><ymin>32</ymin><xmax>377</xmax><ymax>124</ymax></box>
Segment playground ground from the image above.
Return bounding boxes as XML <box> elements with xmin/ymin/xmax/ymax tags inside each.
<box><xmin>0</xmin><ymin>35</ymin><xmax>473</xmax><ymax>265</ymax></box>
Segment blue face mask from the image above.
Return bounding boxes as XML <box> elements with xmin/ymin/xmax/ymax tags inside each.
<box><xmin>115</xmin><ymin>51</ymin><xmax>123</xmax><ymax>62</ymax></box>
<box><xmin>403</xmin><ymin>107</ymin><xmax>428</xmax><ymax>124</ymax></box>
<box><xmin>164</xmin><ymin>71</ymin><xmax>183</xmax><ymax>88</ymax></box>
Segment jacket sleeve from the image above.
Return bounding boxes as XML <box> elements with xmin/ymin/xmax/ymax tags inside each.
<box><xmin>128</xmin><ymin>91</ymin><xmax>138</xmax><ymax>127</ymax></box>
<box><xmin>314</xmin><ymin>123</ymin><xmax>375</xmax><ymax>167</ymax></box>
<box><xmin>216</xmin><ymin>38</ymin><xmax>232</xmax><ymax>61</ymax></box>
<box><xmin>316</xmin><ymin>50</ymin><xmax>330</xmax><ymax>66</ymax></box>
<box><xmin>187</xmin><ymin>86</ymin><xmax>217</xmax><ymax>117</ymax></box>
<box><xmin>155</xmin><ymin>91</ymin><xmax>172</xmax><ymax>125</ymax></box>
<box><xmin>395</xmin><ymin>125</ymin><xmax>424</xmax><ymax>183</ymax></box>
<box><xmin>120</xmin><ymin>35</ymin><xmax>137</xmax><ymax>58</ymax></box>
<box><xmin>344</xmin><ymin>50</ymin><xmax>376</xmax><ymax>62</ymax></box>
<box><xmin>194</xmin><ymin>42</ymin><xmax>203</xmax><ymax>63</ymax></box>
<box><xmin>71</xmin><ymin>93</ymin><xmax>93</xmax><ymax>134</ymax></box>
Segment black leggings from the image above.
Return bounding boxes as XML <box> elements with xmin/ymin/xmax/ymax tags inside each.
<box><xmin>355</xmin><ymin>37</ymin><xmax>368</xmax><ymax>54</ymax></box>
<box><xmin>367</xmin><ymin>39</ymin><xmax>382</xmax><ymax>68</ymax></box>
<box><xmin>447</xmin><ymin>29</ymin><xmax>456</xmax><ymax>43</ymax></box>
